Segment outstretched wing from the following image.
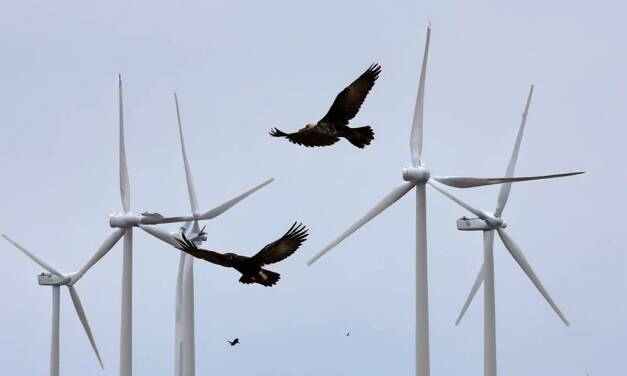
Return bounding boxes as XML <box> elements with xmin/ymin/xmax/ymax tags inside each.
<box><xmin>252</xmin><ymin>222</ymin><xmax>308</xmax><ymax>265</ymax></box>
<box><xmin>320</xmin><ymin>63</ymin><xmax>381</xmax><ymax>126</ymax></box>
<box><xmin>175</xmin><ymin>234</ymin><xmax>232</xmax><ymax>267</ymax></box>
<box><xmin>270</xmin><ymin>127</ymin><xmax>339</xmax><ymax>147</ymax></box>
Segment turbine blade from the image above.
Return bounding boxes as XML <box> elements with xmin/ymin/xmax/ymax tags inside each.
<box><xmin>455</xmin><ymin>263</ymin><xmax>484</xmax><ymax>325</ymax></box>
<box><xmin>427</xmin><ymin>181</ymin><xmax>491</xmax><ymax>221</ymax></box>
<box><xmin>410</xmin><ymin>25</ymin><xmax>431</xmax><ymax>167</ymax></box>
<box><xmin>139</xmin><ymin>224</ymin><xmax>181</xmax><ymax>248</ymax></box>
<box><xmin>174</xmin><ymin>94</ymin><xmax>199</xmax><ymax>214</ymax></box>
<box><xmin>70</xmin><ymin>229</ymin><xmax>125</xmax><ymax>285</ymax></box>
<box><xmin>308</xmin><ymin>182</ymin><xmax>415</xmax><ymax>265</ymax></box>
<box><xmin>197</xmin><ymin>178</ymin><xmax>274</xmax><ymax>220</ymax></box>
<box><xmin>496</xmin><ymin>228</ymin><xmax>570</xmax><ymax>326</ymax></box>
<box><xmin>494</xmin><ymin>85</ymin><xmax>533</xmax><ymax>217</ymax></box>
<box><xmin>67</xmin><ymin>286</ymin><xmax>104</xmax><ymax>369</ymax></box>
<box><xmin>432</xmin><ymin>171</ymin><xmax>584</xmax><ymax>188</ymax></box>
<box><xmin>119</xmin><ymin>75</ymin><xmax>131</xmax><ymax>213</ymax></box>
<box><xmin>1</xmin><ymin>234</ymin><xmax>64</xmax><ymax>277</ymax></box>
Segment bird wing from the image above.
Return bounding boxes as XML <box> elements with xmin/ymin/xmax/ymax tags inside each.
<box><xmin>251</xmin><ymin>222</ymin><xmax>308</xmax><ymax>265</ymax></box>
<box><xmin>270</xmin><ymin>127</ymin><xmax>339</xmax><ymax>147</ymax></box>
<box><xmin>175</xmin><ymin>234</ymin><xmax>232</xmax><ymax>267</ymax></box>
<box><xmin>320</xmin><ymin>63</ymin><xmax>381</xmax><ymax>126</ymax></box>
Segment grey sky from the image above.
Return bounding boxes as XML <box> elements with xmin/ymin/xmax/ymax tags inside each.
<box><xmin>0</xmin><ymin>0</ymin><xmax>625</xmax><ymax>375</ymax></box>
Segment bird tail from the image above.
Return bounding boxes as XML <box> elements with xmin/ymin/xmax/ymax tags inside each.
<box><xmin>269</xmin><ymin>127</ymin><xmax>288</xmax><ymax>137</ymax></box>
<box><xmin>345</xmin><ymin>126</ymin><xmax>374</xmax><ymax>148</ymax></box>
<box><xmin>239</xmin><ymin>269</ymin><xmax>281</xmax><ymax>287</ymax></box>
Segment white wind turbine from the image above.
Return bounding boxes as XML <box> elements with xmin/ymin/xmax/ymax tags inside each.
<box><xmin>452</xmin><ymin>85</ymin><xmax>576</xmax><ymax>376</ymax></box>
<box><xmin>139</xmin><ymin>93</ymin><xmax>273</xmax><ymax>376</ymax></box>
<box><xmin>2</xmin><ymin>234</ymin><xmax>104</xmax><ymax>376</ymax></box>
<box><xmin>307</xmin><ymin>25</ymin><xmax>583</xmax><ymax>376</ymax></box>
<box><xmin>67</xmin><ymin>76</ymin><xmax>273</xmax><ymax>376</ymax></box>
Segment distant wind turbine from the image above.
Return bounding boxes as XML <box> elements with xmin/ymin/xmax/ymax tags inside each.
<box><xmin>140</xmin><ymin>93</ymin><xmax>273</xmax><ymax>376</ymax></box>
<box><xmin>2</xmin><ymin>235</ymin><xmax>104</xmax><ymax>376</ymax></box>
<box><xmin>308</xmin><ymin>26</ymin><xmax>583</xmax><ymax>376</ymax></box>
<box><xmin>452</xmin><ymin>85</ymin><xmax>579</xmax><ymax>376</ymax></box>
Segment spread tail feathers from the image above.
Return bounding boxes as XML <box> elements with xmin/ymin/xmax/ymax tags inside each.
<box><xmin>269</xmin><ymin>128</ymin><xmax>288</xmax><ymax>137</ymax></box>
<box><xmin>239</xmin><ymin>269</ymin><xmax>281</xmax><ymax>287</ymax></box>
<box><xmin>344</xmin><ymin>126</ymin><xmax>374</xmax><ymax>148</ymax></box>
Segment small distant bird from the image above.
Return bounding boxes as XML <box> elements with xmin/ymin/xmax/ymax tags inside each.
<box><xmin>346</xmin><ymin>332</ymin><xmax>350</xmax><ymax>337</ymax></box>
<box><xmin>176</xmin><ymin>222</ymin><xmax>308</xmax><ymax>287</ymax></box>
<box><xmin>270</xmin><ymin>64</ymin><xmax>381</xmax><ymax>148</ymax></box>
<box><xmin>228</xmin><ymin>338</ymin><xmax>240</xmax><ymax>346</ymax></box>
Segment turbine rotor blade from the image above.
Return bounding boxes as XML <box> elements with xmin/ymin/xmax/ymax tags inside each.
<box><xmin>496</xmin><ymin>228</ymin><xmax>570</xmax><ymax>326</ymax></box>
<box><xmin>308</xmin><ymin>182</ymin><xmax>415</xmax><ymax>265</ymax></box>
<box><xmin>432</xmin><ymin>171</ymin><xmax>584</xmax><ymax>188</ymax></box>
<box><xmin>455</xmin><ymin>263</ymin><xmax>484</xmax><ymax>325</ymax></box>
<box><xmin>1</xmin><ymin>234</ymin><xmax>64</xmax><ymax>277</ymax></box>
<box><xmin>67</xmin><ymin>286</ymin><xmax>104</xmax><ymax>369</ymax></box>
<box><xmin>174</xmin><ymin>94</ymin><xmax>199</xmax><ymax>214</ymax></box>
<box><xmin>70</xmin><ymin>229</ymin><xmax>125</xmax><ymax>285</ymax></box>
<box><xmin>410</xmin><ymin>25</ymin><xmax>431</xmax><ymax>167</ymax></box>
<box><xmin>427</xmin><ymin>181</ymin><xmax>491</xmax><ymax>221</ymax></box>
<box><xmin>495</xmin><ymin>85</ymin><xmax>533</xmax><ymax>217</ymax></box>
<box><xmin>141</xmin><ymin>179</ymin><xmax>274</xmax><ymax>225</ymax></box>
<box><xmin>119</xmin><ymin>75</ymin><xmax>131</xmax><ymax>213</ymax></box>
<box><xmin>139</xmin><ymin>224</ymin><xmax>181</xmax><ymax>248</ymax></box>
<box><xmin>197</xmin><ymin>178</ymin><xmax>274</xmax><ymax>220</ymax></box>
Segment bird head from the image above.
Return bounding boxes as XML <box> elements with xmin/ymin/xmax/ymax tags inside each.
<box><xmin>304</xmin><ymin>122</ymin><xmax>317</xmax><ymax>129</ymax></box>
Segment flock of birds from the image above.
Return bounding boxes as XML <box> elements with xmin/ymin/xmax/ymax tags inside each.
<box><xmin>159</xmin><ymin>63</ymin><xmax>380</xmax><ymax>345</ymax></box>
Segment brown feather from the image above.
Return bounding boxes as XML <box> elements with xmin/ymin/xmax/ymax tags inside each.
<box><xmin>320</xmin><ymin>63</ymin><xmax>381</xmax><ymax>126</ymax></box>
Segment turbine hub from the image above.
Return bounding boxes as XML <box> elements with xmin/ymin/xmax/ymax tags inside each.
<box><xmin>402</xmin><ymin>166</ymin><xmax>430</xmax><ymax>183</ymax></box>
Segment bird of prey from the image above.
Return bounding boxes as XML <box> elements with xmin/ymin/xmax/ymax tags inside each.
<box><xmin>228</xmin><ymin>338</ymin><xmax>240</xmax><ymax>346</ymax></box>
<box><xmin>270</xmin><ymin>63</ymin><xmax>381</xmax><ymax>149</ymax></box>
<box><xmin>175</xmin><ymin>222</ymin><xmax>308</xmax><ymax>287</ymax></box>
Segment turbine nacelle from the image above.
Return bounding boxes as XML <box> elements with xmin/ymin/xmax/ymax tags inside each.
<box><xmin>37</xmin><ymin>272</ymin><xmax>71</xmax><ymax>286</ymax></box>
<box><xmin>109</xmin><ymin>212</ymin><xmax>143</xmax><ymax>228</ymax></box>
<box><xmin>456</xmin><ymin>216</ymin><xmax>507</xmax><ymax>231</ymax></box>
<box><xmin>402</xmin><ymin>166</ymin><xmax>430</xmax><ymax>183</ymax></box>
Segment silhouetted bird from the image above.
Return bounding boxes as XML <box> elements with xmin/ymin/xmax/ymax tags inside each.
<box><xmin>176</xmin><ymin>222</ymin><xmax>308</xmax><ymax>287</ymax></box>
<box><xmin>346</xmin><ymin>332</ymin><xmax>350</xmax><ymax>337</ymax></box>
<box><xmin>270</xmin><ymin>64</ymin><xmax>380</xmax><ymax>148</ymax></box>
<box><xmin>228</xmin><ymin>338</ymin><xmax>240</xmax><ymax>346</ymax></box>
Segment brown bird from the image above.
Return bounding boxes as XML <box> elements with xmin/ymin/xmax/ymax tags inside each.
<box><xmin>270</xmin><ymin>63</ymin><xmax>381</xmax><ymax>148</ymax></box>
<box><xmin>227</xmin><ymin>338</ymin><xmax>240</xmax><ymax>346</ymax></box>
<box><xmin>175</xmin><ymin>222</ymin><xmax>308</xmax><ymax>287</ymax></box>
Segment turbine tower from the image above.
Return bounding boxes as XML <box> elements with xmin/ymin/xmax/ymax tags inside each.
<box><xmin>2</xmin><ymin>235</ymin><xmax>104</xmax><ymax>376</ymax></box>
<box><xmin>452</xmin><ymin>85</ymin><xmax>575</xmax><ymax>376</ymax></box>
<box><xmin>67</xmin><ymin>76</ymin><xmax>272</xmax><ymax>376</ymax></box>
<box><xmin>307</xmin><ymin>25</ymin><xmax>583</xmax><ymax>376</ymax></box>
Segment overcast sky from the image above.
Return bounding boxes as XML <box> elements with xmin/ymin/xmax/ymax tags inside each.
<box><xmin>1</xmin><ymin>0</ymin><xmax>625</xmax><ymax>375</ymax></box>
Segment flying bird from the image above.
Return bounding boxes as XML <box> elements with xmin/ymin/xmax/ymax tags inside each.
<box><xmin>228</xmin><ymin>338</ymin><xmax>240</xmax><ymax>346</ymax></box>
<box><xmin>270</xmin><ymin>63</ymin><xmax>381</xmax><ymax>148</ymax></box>
<box><xmin>175</xmin><ymin>222</ymin><xmax>308</xmax><ymax>287</ymax></box>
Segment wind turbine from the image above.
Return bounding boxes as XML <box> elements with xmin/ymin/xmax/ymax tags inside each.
<box><xmin>139</xmin><ymin>93</ymin><xmax>274</xmax><ymax>376</ymax></box>
<box><xmin>452</xmin><ymin>85</ymin><xmax>575</xmax><ymax>376</ymax></box>
<box><xmin>307</xmin><ymin>25</ymin><xmax>583</xmax><ymax>376</ymax></box>
<box><xmin>2</xmin><ymin>234</ymin><xmax>104</xmax><ymax>376</ymax></box>
<box><xmin>67</xmin><ymin>76</ymin><xmax>273</xmax><ymax>376</ymax></box>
